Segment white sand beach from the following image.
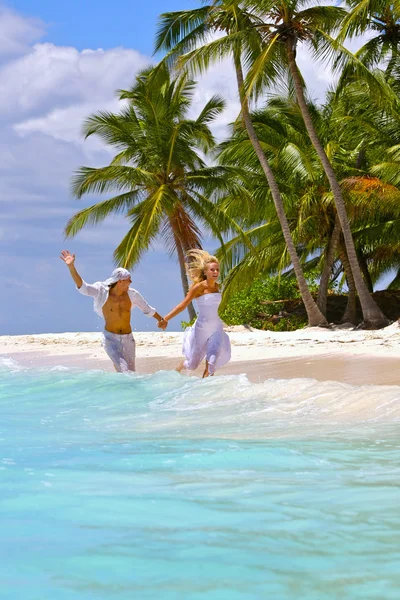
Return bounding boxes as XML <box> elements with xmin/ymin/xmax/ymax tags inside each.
<box><xmin>1</xmin><ymin>322</ymin><xmax>400</xmax><ymax>386</ymax></box>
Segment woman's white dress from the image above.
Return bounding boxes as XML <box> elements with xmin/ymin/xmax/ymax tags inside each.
<box><xmin>182</xmin><ymin>292</ymin><xmax>231</xmax><ymax>374</ymax></box>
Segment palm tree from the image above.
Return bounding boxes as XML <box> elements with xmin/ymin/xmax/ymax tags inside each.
<box><xmin>155</xmin><ymin>1</ymin><xmax>328</xmax><ymax>327</ymax></box>
<box><xmin>216</xmin><ymin>91</ymin><xmax>400</xmax><ymax>321</ymax></box>
<box><xmin>65</xmin><ymin>64</ymin><xmax>238</xmax><ymax>321</ymax></box>
<box><xmin>339</xmin><ymin>1</ymin><xmax>400</xmax><ymax>77</ymax></box>
<box><xmin>241</xmin><ymin>0</ymin><xmax>388</xmax><ymax>328</ymax></box>
<box><xmin>214</xmin><ymin>95</ymin><xmax>338</xmax><ymax>311</ymax></box>
<box><xmin>332</xmin><ymin>74</ymin><xmax>400</xmax><ymax>291</ymax></box>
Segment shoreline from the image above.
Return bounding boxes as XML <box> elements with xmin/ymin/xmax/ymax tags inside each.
<box><xmin>2</xmin><ymin>323</ymin><xmax>400</xmax><ymax>386</ymax></box>
<box><xmin>3</xmin><ymin>349</ymin><xmax>400</xmax><ymax>386</ymax></box>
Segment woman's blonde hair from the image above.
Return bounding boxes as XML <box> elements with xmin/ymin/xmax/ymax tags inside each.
<box><xmin>186</xmin><ymin>249</ymin><xmax>219</xmax><ymax>285</ymax></box>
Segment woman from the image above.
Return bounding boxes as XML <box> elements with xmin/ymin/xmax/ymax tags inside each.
<box><xmin>161</xmin><ymin>250</ymin><xmax>231</xmax><ymax>377</ymax></box>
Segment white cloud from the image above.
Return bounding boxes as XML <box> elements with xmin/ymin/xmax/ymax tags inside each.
<box><xmin>4</xmin><ymin>276</ymin><xmax>34</xmax><ymax>289</ymax></box>
<box><xmin>0</xmin><ymin>6</ymin><xmax>44</xmax><ymax>57</ymax></box>
<box><xmin>6</xmin><ymin>41</ymin><xmax>150</xmax><ymax>154</ymax></box>
<box><xmin>1</xmin><ymin>42</ymin><xmax>150</xmax><ymax>123</ymax></box>
<box><xmin>189</xmin><ymin>58</ymin><xmax>241</xmax><ymax>140</ymax></box>
<box><xmin>14</xmin><ymin>99</ymin><xmax>121</xmax><ymax>148</ymax></box>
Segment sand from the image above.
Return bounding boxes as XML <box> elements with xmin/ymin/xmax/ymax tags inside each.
<box><xmin>1</xmin><ymin>322</ymin><xmax>400</xmax><ymax>385</ymax></box>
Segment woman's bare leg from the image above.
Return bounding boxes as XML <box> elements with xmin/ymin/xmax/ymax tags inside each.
<box><xmin>176</xmin><ymin>360</ymin><xmax>185</xmax><ymax>373</ymax></box>
<box><xmin>202</xmin><ymin>361</ymin><xmax>214</xmax><ymax>378</ymax></box>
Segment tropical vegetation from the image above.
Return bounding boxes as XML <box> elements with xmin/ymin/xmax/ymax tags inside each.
<box><xmin>66</xmin><ymin>0</ymin><xmax>400</xmax><ymax>330</ymax></box>
<box><xmin>65</xmin><ymin>64</ymin><xmax>241</xmax><ymax>320</ymax></box>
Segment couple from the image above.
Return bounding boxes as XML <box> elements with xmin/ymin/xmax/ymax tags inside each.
<box><xmin>61</xmin><ymin>249</ymin><xmax>231</xmax><ymax>378</ymax></box>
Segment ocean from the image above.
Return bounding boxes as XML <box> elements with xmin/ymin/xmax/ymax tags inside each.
<box><xmin>1</xmin><ymin>358</ymin><xmax>400</xmax><ymax>599</ymax></box>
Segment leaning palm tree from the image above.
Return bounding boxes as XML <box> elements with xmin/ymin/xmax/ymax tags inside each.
<box><xmin>240</xmin><ymin>0</ymin><xmax>388</xmax><ymax>328</ymax></box>
<box><xmin>65</xmin><ymin>64</ymin><xmax>238</xmax><ymax>321</ymax></box>
<box><xmin>156</xmin><ymin>0</ymin><xmax>329</xmax><ymax>326</ymax></box>
<box><xmin>215</xmin><ymin>95</ymin><xmax>347</xmax><ymax>316</ymax></box>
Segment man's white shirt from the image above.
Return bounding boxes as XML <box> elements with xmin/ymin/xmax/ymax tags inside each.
<box><xmin>78</xmin><ymin>281</ymin><xmax>156</xmax><ymax>319</ymax></box>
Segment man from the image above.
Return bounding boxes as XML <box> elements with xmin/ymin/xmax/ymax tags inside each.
<box><xmin>60</xmin><ymin>250</ymin><xmax>167</xmax><ymax>372</ymax></box>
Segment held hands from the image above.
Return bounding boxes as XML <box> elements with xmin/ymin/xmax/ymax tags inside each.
<box><xmin>157</xmin><ymin>318</ymin><xmax>168</xmax><ymax>331</ymax></box>
<box><xmin>60</xmin><ymin>250</ymin><xmax>75</xmax><ymax>266</ymax></box>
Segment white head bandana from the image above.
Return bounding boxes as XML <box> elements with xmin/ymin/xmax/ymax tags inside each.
<box><xmin>103</xmin><ymin>268</ymin><xmax>131</xmax><ymax>287</ymax></box>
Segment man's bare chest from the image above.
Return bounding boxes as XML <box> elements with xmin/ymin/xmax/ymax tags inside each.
<box><xmin>103</xmin><ymin>293</ymin><xmax>132</xmax><ymax>315</ymax></box>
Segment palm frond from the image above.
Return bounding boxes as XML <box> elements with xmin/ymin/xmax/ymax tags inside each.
<box><xmin>113</xmin><ymin>187</ymin><xmax>170</xmax><ymax>268</ymax></box>
<box><xmin>155</xmin><ymin>7</ymin><xmax>212</xmax><ymax>55</ymax></box>
<box><xmin>71</xmin><ymin>166</ymin><xmax>155</xmax><ymax>198</ymax></box>
<box><xmin>195</xmin><ymin>95</ymin><xmax>226</xmax><ymax>125</ymax></box>
<box><xmin>65</xmin><ymin>191</ymin><xmax>141</xmax><ymax>238</ymax></box>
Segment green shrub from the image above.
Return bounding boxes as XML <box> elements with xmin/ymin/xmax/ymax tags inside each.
<box><xmin>220</xmin><ymin>276</ymin><xmax>302</xmax><ymax>330</ymax></box>
<box><xmin>219</xmin><ymin>274</ymin><xmax>317</xmax><ymax>331</ymax></box>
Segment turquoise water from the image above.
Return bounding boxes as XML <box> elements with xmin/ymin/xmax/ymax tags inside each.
<box><xmin>1</xmin><ymin>359</ymin><xmax>400</xmax><ymax>599</ymax></box>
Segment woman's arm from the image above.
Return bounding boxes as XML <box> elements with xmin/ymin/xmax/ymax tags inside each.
<box><xmin>164</xmin><ymin>284</ymin><xmax>203</xmax><ymax>323</ymax></box>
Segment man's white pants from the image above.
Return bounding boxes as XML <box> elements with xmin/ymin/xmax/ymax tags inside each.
<box><xmin>102</xmin><ymin>330</ymin><xmax>136</xmax><ymax>372</ymax></box>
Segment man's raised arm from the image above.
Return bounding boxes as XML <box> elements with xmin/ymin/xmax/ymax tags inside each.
<box><xmin>60</xmin><ymin>250</ymin><xmax>83</xmax><ymax>289</ymax></box>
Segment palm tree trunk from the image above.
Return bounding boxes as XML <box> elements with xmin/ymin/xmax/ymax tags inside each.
<box><xmin>339</xmin><ymin>244</ymin><xmax>358</xmax><ymax>325</ymax></box>
<box><xmin>357</xmin><ymin>249</ymin><xmax>373</xmax><ymax>293</ymax></box>
<box><xmin>286</xmin><ymin>43</ymin><xmax>388</xmax><ymax>328</ymax></box>
<box><xmin>173</xmin><ymin>229</ymin><xmax>197</xmax><ymax>322</ymax></box>
<box><xmin>317</xmin><ymin>213</ymin><xmax>341</xmax><ymax>316</ymax></box>
<box><xmin>234</xmin><ymin>54</ymin><xmax>327</xmax><ymax>327</ymax></box>
<box><xmin>355</xmin><ymin>147</ymin><xmax>366</xmax><ymax>170</ymax></box>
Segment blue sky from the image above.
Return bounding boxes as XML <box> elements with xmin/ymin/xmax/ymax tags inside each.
<box><xmin>8</xmin><ymin>0</ymin><xmax>193</xmax><ymax>54</ymax></box>
<box><xmin>0</xmin><ymin>2</ymin><xmax>377</xmax><ymax>336</ymax></box>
